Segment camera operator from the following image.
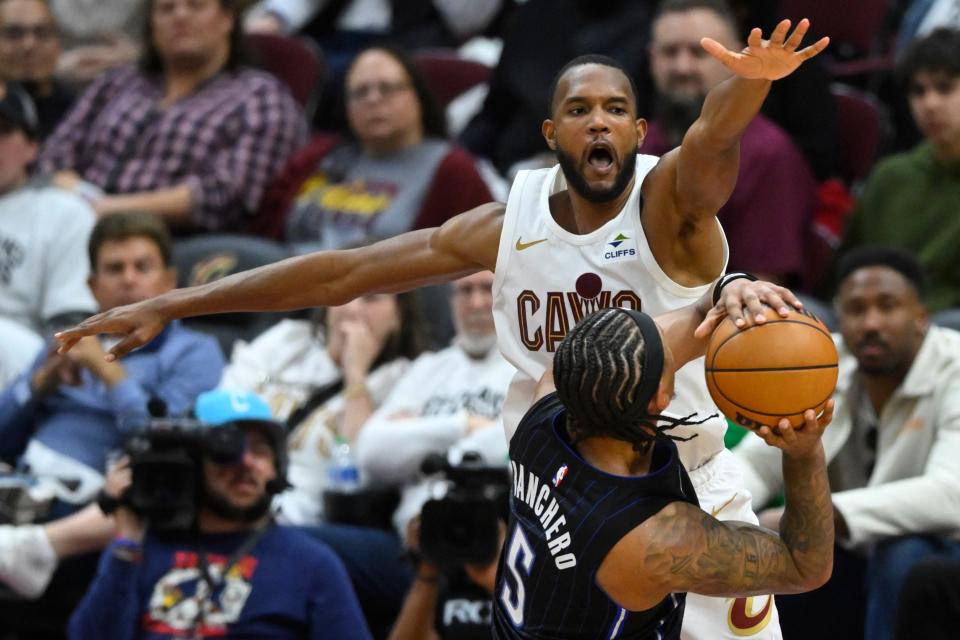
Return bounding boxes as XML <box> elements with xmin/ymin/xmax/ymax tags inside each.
<box><xmin>68</xmin><ymin>389</ymin><xmax>371</xmax><ymax>640</ymax></box>
<box><xmin>389</xmin><ymin>454</ymin><xmax>509</xmax><ymax>640</ymax></box>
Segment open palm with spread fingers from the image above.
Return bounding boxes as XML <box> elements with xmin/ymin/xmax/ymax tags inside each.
<box><xmin>701</xmin><ymin>18</ymin><xmax>830</xmax><ymax>81</ymax></box>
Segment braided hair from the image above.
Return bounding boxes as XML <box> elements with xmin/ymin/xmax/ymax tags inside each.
<box><xmin>554</xmin><ymin>308</ymin><xmax>705</xmax><ymax>451</ymax></box>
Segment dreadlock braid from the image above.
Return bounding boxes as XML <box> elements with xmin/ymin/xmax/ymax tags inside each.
<box><xmin>554</xmin><ymin>308</ymin><xmax>646</xmax><ymax>435</ymax></box>
<box><xmin>554</xmin><ymin>308</ymin><xmax>708</xmax><ymax>450</ymax></box>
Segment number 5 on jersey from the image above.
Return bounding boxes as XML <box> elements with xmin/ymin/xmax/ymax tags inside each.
<box><xmin>499</xmin><ymin>526</ymin><xmax>535</xmax><ymax>627</ymax></box>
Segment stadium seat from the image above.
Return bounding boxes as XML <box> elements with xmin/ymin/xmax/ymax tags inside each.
<box><xmin>779</xmin><ymin>0</ymin><xmax>896</xmax><ymax>79</ymax></box>
<box><xmin>173</xmin><ymin>234</ymin><xmax>291</xmax><ymax>355</ymax></box>
<box><xmin>831</xmin><ymin>83</ymin><xmax>889</xmax><ymax>186</ymax></box>
<box><xmin>246</xmin><ymin>32</ymin><xmax>325</xmax><ymax>120</ymax></box>
<box><xmin>412</xmin><ymin>50</ymin><xmax>492</xmax><ymax>110</ymax></box>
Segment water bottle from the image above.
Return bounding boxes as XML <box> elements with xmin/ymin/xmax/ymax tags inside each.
<box><xmin>327</xmin><ymin>435</ymin><xmax>360</xmax><ymax>492</ymax></box>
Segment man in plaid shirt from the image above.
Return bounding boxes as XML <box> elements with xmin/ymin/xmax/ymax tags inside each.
<box><xmin>37</xmin><ymin>0</ymin><xmax>307</xmax><ymax>234</ymax></box>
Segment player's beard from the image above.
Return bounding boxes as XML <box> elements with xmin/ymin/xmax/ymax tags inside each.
<box><xmin>556</xmin><ymin>145</ymin><xmax>637</xmax><ymax>204</ymax></box>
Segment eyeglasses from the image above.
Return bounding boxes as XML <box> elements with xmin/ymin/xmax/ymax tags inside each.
<box><xmin>0</xmin><ymin>24</ymin><xmax>59</xmax><ymax>42</ymax></box>
<box><xmin>347</xmin><ymin>80</ymin><xmax>411</xmax><ymax>103</ymax></box>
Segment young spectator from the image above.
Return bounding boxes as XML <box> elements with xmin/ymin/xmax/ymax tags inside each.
<box><xmin>38</xmin><ymin>0</ymin><xmax>307</xmax><ymax>234</ymax></box>
<box><xmin>0</xmin><ymin>81</ymin><xmax>96</xmax><ymax>337</ymax></box>
<box><xmin>257</xmin><ymin>45</ymin><xmax>491</xmax><ymax>249</ymax></box>
<box><xmin>641</xmin><ymin>0</ymin><xmax>816</xmax><ymax>285</ymax></box>
<box><xmin>220</xmin><ymin>290</ymin><xmax>427</xmax><ymax>525</ymax></box>
<box><xmin>0</xmin><ymin>212</ymin><xmax>224</xmax><ymax>563</ymax></box>
<box><xmin>49</xmin><ymin>0</ymin><xmax>143</xmax><ymax>85</ymax></box>
<box><xmin>0</xmin><ymin>0</ymin><xmax>74</xmax><ymax>138</ymax></box>
<box><xmin>736</xmin><ymin>247</ymin><xmax>960</xmax><ymax>640</ymax></box>
<box><xmin>840</xmin><ymin>28</ymin><xmax>960</xmax><ymax>310</ymax></box>
<box><xmin>68</xmin><ymin>389</ymin><xmax>371</xmax><ymax>640</ymax></box>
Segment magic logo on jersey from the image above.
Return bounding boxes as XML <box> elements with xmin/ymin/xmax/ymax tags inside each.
<box><xmin>604</xmin><ymin>232</ymin><xmax>637</xmax><ymax>263</ymax></box>
<box><xmin>516</xmin><ymin>272</ymin><xmax>642</xmax><ymax>352</ymax></box>
<box><xmin>142</xmin><ymin>551</ymin><xmax>258</xmax><ymax>636</ymax></box>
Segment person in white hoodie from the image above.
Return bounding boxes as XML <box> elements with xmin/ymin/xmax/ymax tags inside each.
<box><xmin>735</xmin><ymin>246</ymin><xmax>960</xmax><ymax>640</ymax></box>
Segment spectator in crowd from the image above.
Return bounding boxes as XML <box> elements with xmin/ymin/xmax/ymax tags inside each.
<box><xmin>735</xmin><ymin>246</ymin><xmax>960</xmax><ymax>640</ymax></box>
<box><xmin>641</xmin><ymin>0</ymin><xmax>816</xmax><ymax>285</ymax></box>
<box><xmin>38</xmin><ymin>0</ymin><xmax>307</xmax><ymax>234</ymax></box>
<box><xmin>840</xmin><ymin>28</ymin><xmax>960</xmax><ymax>311</ymax></box>
<box><xmin>0</xmin><ymin>0</ymin><xmax>74</xmax><ymax>138</ymax></box>
<box><xmin>68</xmin><ymin>388</ymin><xmax>371</xmax><ymax>640</ymax></box>
<box><xmin>49</xmin><ymin>0</ymin><xmax>143</xmax><ymax>85</ymax></box>
<box><xmin>893</xmin><ymin>557</ymin><xmax>960</xmax><ymax>640</ymax></box>
<box><xmin>0</xmin><ymin>211</ymin><xmax>224</xmax><ymax>598</ymax></box>
<box><xmin>0</xmin><ymin>81</ymin><xmax>96</xmax><ymax>338</ymax></box>
<box><xmin>357</xmin><ymin>271</ymin><xmax>511</xmax><ymax>537</ymax></box>
<box><xmin>220</xmin><ymin>288</ymin><xmax>427</xmax><ymax>525</ymax></box>
<box><xmin>256</xmin><ymin>45</ymin><xmax>491</xmax><ymax>250</ymax></box>
<box><xmin>0</xmin><ymin>280</ymin><xmax>425</xmax><ymax>602</ymax></box>
<box><xmin>0</xmin><ymin>317</ymin><xmax>43</xmax><ymax>386</ymax></box>
<box><xmin>459</xmin><ymin>0</ymin><xmax>656</xmax><ymax>178</ymax></box>
<box><xmin>356</xmin><ymin>270</ymin><xmax>512</xmax><ymax>640</ymax></box>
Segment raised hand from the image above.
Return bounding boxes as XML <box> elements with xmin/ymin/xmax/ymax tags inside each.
<box><xmin>700</xmin><ymin>18</ymin><xmax>829</xmax><ymax>81</ymax></box>
<box><xmin>55</xmin><ymin>298</ymin><xmax>169</xmax><ymax>361</ymax></box>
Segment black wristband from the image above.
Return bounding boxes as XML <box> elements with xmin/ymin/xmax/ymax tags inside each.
<box><xmin>96</xmin><ymin>489</ymin><xmax>121</xmax><ymax>515</ymax></box>
<box><xmin>711</xmin><ymin>272</ymin><xmax>758</xmax><ymax>307</ymax></box>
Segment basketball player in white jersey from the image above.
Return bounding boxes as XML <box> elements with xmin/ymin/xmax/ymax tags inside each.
<box><xmin>57</xmin><ymin>18</ymin><xmax>829</xmax><ymax>640</ymax></box>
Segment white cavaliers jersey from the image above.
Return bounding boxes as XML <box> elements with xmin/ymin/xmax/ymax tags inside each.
<box><xmin>492</xmin><ymin>155</ymin><xmax>729</xmax><ymax>471</ymax></box>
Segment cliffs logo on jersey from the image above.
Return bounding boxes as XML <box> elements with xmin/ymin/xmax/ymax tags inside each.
<box><xmin>516</xmin><ymin>272</ymin><xmax>642</xmax><ymax>352</ymax></box>
<box><xmin>604</xmin><ymin>232</ymin><xmax>637</xmax><ymax>263</ymax></box>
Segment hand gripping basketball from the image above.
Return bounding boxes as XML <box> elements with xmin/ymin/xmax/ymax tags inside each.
<box><xmin>704</xmin><ymin>307</ymin><xmax>839</xmax><ymax>430</ymax></box>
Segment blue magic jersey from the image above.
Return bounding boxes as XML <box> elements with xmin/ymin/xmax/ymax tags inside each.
<box><xmin>492</xmin><ymin>394</ymin><xmax>700</xmax><ymax>639</ymax></box>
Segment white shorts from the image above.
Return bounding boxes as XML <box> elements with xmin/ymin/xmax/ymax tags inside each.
<box><xmin>681</xmin><ymin>449</ymin><xmax>783</xmax><ymax>640</ymax></box>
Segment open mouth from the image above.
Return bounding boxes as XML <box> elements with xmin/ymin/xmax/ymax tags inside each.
<box><xmin>586</xmin><ymin>143</ymin><xmax>615</xmax><ymax>173</ymax></box>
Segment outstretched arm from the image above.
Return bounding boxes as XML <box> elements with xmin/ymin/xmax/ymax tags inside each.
<box><xmin>56</xmin><ymin>203</ymin><xmax>504</xmax><ymax>359</ymax></box>
<box><xmin>599</xmin><ymin>405</ymin><xmax>834</xmax><ymax>610</ymax></box>
<box><xmin>643</xmin><ymin>20</ymin><xmax>829</xmax><ymax>281</ymax></box>
<box><xmin>677</xmin><ymin>19</ymin><xmax>829</xmax><ymax>217</ymax></box>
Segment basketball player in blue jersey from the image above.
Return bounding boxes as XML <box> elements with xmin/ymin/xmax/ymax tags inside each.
<box><xmin>493</xmin><ymin>302</ymin><xmax>834</xmax><ymax>639</ymax></box>
<box><xmin>56</xmin><ymin>16</ymin><xmax>829</xmax><ymax>640</ymax></box>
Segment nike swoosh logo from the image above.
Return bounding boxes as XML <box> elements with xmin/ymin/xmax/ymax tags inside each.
<box><xmin>515</xmin><ymin>237</ymin><xmax>548</xmax><ymax>251</ymax></box>
<box><xmin>710</xmin><ymin>493</ymin><xmax>738</xmax><ymax>518</ymax></box>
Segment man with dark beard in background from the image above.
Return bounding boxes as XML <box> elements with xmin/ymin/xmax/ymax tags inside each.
<box><xmin>641</xmin><ymin>0</ymin><xmax>817</xmax><ymax>287</ymax></box>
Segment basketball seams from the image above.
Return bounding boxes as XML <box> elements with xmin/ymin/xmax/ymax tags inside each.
<box><xmin>705</xmin><ymin>364</ymin><xmax>839</xmax><ymax>373</ymax></box>
<box><xmin>709</xmin><ymin>319</ymin><xmax>835</xmax><ymax>371</ymax></box>
<box><xmin>706</xmin><ymin>372</ymin><xmax>835</xmax><ymax>419</ymax></box>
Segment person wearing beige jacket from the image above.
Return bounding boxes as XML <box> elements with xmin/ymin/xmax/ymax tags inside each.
<box><xmin>735</xmin><ymin>246</ymin><xmax>960</xmax><ymax>640</ymax></box>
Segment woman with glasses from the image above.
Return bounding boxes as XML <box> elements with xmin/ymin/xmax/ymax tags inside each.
<box><xmin>257</xmin><ymin>45</ymin><xmax>493</xmax><ymax>251</ymax></box>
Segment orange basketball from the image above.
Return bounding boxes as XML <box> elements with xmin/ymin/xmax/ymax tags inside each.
<box><xmin>704</xmin><ymin>307</ymin><xmax>839</xmax><ymax>430</ymax></box>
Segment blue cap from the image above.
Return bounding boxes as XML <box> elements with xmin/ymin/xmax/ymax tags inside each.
<box><xmin>194</xmin><ymin>389</ymin><xmax>273</xmax><ymax>425</ymax></box>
